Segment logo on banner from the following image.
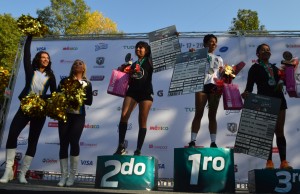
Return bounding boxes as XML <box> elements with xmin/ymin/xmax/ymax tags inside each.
<box><xmin>63</xmin><ymin>46</ymin><xmax>78</xmax><ymax>50</ymax></box>
<box><xmin>286</xmin><ymin>44</ymin><xmax>300</xmax><ymax>48</ymax></box>
<box><xmin>148</xmin><ymin>144</ymin><xmax>168</xmax><ymax>150</ymax></box>
<box><xmin>184</xmin><ymin>107</ymin><xmax>196</xmax><ymax>112</ymax></box>
<box><xmin>84</xmin><ymin>124</ymin><xmax>100</xmax><ymax>129</ymax></box>
<box><xmin>80</xmin><ymin>142</ymin><xmax>97</xmax><ymax>147</ymax></box>
<box><xmin>117</xmin><ymin>123</ymin><xmax>132</xmax><ymax>131</ymax></box>
<box><xmin>17</xmin><ymin>137</ymin><xmax>28</xmax><ymax>145</ymax></box>
<box><xmin>95</xmin><ymin>43</ymin><xmax>108</xmax><ymax>51</ymax></box>
<box><xmin>149</xmin><ymin>125</ymin><xmax>168</xmax><ymax>130</ymax></box>
<box><xmin>158</xmin><ymin>163</ymin><xmax>165</xmax><ymax>169</ymax></box>
<box><xmin>123</xmin><ymin>45</ymin><xmax>135</xmax><ymax>49</ymax></box>
<box><xmin>219</xmin><ymin>46</ymin><xmax>228</xmax><ymax>52</ymax></box>
<box><xmin>81</xmin><ymin>160</ymin><xmax>93</xmax><ymax>165</ymax></box>
<box><xmin>90</xmin><ymin>75</ymin><xmax>105</xmax><ymax>81</ymax></box>
<box><xmin>60</xmin><ymin>59</ymin><xmax>73</xmax><ymax>64</ymax></box>
<box><xmin>48</xmin><ymin>122</ymin><xmax>58</xmax><ymax>127</ymax></box>
<box><xmin>42</xmin><ymin>158</ymin><xmax>58</xmax><ymax>164</ymax></box>
<box><xmin>227</xmin><ymin>123</ymin><xmax>237</xmax><ymax>133</ymax></box>
<box><xmin>96</xmin><ymin>57</ymin><xmax>105</xmax><ymax>65</ymax></box>
<box><xmin>157</xmin><ymin>90</ymin><xmax>163</xmax><ymax>97</ymax></box>
<box><xmin>36</xmin><ymin>47</ymin><xmax>46</xmax><ymax>51</ymax></box>
<box><xmin>92</xmin><ymin>90</ymin><xmax>98</xmax><ymax>96</ymax></box>
<box><xmin>60</xmin><ymin>75</ymin><xmax>68</xmax><ymax>80</ymax></box>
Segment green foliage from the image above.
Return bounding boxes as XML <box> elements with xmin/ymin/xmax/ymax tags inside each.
<box><xmin>0</xmin><ymin>14</ymin><xmax>22</xmax><ymax>70</ymax></box>
<box><xmin>37</xmin><ymin>0</ymin><xmax>120</xmax><ymax>35</ymax></box>
<box><xmin>229</xmin><ymin>9</ymin><xmax>268</xmax><ymax>34</ymax></box>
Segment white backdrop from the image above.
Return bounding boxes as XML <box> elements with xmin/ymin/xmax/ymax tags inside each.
<box><xmin>1</xmin><ymin>35</ymin><xmax>300</xmax><ymax>182</ymax></box>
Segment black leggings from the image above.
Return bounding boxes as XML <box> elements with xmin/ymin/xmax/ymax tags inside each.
<box><xmin>6</xmin><ymin>107</ymin><xmax>46</xmax><ymax>157</ymax></box>
<box><xmin>58</xmin><ymin>113</ymin><xmax>85</xmax><ymax>159</ymax></box>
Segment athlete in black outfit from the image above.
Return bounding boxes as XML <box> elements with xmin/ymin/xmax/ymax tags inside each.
<box><xmin>114</xmin><ymin>41</ymin><xmax>153</xmax><ymax>156</ymax></box>
<box><xmin>0</xmin><ymin>36</ymin><xmax>56</xmax><ymax>184</ymax></box>
<box><xmin>57</xmin><ymin>59</ymin><xmax>93</xmax><ymax>187</ymax></box>
<box><xmin>241</xmin><ymin>43</ymin><xmax>292</xmax><ymax>170</ymax></box>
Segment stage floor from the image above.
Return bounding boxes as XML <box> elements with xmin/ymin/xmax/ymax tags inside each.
<box><xmin>0</xmin><ymin>179</ymin><xmax>251</xmax><ymax>194</ymax></box>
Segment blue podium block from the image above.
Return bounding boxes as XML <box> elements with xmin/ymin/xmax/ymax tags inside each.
<box><xmin>173</xmin><ymin>148</ymin><xmax>235</xmax><ymax>193</ymax></box>
<box><xmin>95</xmin><ymin>155</ymin><xmax>158</xmax><ymax>190</ymax></box>
<box><xmin>248</xmin><ymin>169</ymin><xmax>300</xmax><ymax>193</ymax></box>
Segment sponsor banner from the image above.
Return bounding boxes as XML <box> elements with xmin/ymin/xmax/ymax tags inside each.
<box><xmin>1</xmin><ymin>36</ymin><xmax>300</xmax><ymax>181</ymax></box>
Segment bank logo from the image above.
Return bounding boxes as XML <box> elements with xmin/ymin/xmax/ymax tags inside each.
<box><xmin>95</xmin><ymin>43</ymin><xmax>108</xmax><ymax>51</ymax></box>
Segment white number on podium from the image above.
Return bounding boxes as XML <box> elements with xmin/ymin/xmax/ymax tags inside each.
<box><xmin>188</xmin><ymin>154</ymin><xmax>225</xmax><ymax>185</ymax></box>
<box><xmin>275</xmin><ymin>171</ymin><xmax>292</xmax><ymax>193</ymax></box>
<box><xmin>100</xmin><ymin>158</ymin><xmax>146</xmax><ymax>188</ymax></box>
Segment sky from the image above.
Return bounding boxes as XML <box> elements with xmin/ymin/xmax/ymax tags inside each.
<box><xmin>0</xmin><ymin>0</ymin><xmax>300</xmax><ymax>33</ymax></box>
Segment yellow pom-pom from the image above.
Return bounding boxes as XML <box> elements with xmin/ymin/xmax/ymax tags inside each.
<box><xmin>17</xmin><ymin>14</ymin><xmax>48</xmax><ymax>36</ymax></box>
<box><xmin>20</xmin><ymin>92</ymin><xmax>46</xmax><ymax>117</ymax></box>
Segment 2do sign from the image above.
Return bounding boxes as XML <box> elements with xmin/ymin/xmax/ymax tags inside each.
<box><xmin>95</xmin><ymin>155</ymin><xmax>158</xmax><ymax>190</ymax></box>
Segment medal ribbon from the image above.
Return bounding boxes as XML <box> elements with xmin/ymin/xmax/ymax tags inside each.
<box><xmin>259</xmin><ymin>61</ymin><xmax>275</xmax><ymax>82</ymax></box>
<box><xmin>135</xmin><ymin>57</ymin><xmax>146</xmax><ymax>66</ymax></box>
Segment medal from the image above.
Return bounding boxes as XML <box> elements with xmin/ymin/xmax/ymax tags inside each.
<box><xmin>208</xmin><ymin>68</ymin><xmax>214</xmax><ymax>75</ymax></box>
<box><xmin>268</xmin><ymin>79</ymin><xmax>275</xmax><ymax>86</ymax></box>
<box><xmin>259</xmin><ymin>61</ymin><xmax>276</xmax><ymax>86</ymax></box>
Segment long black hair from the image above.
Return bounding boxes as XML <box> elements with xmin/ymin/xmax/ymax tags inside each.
<box><xmin>32</xmin><ymin>51</ymin><xmax>54</xmax><ymax>77</ymax></box>
<box><xmin>135</xmin><ymin>41</ymin><xmax>151</xmax><ymax>58</ymax></box>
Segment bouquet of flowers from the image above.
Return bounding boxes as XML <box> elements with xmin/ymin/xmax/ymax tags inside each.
<box><xmin>222</xmin><ymin>64</ymin><xmax>236</xmax><ymax>84</ymax></box>
<box><xmin>17</xmin><ymin>14</ymin><xmax>48</xmax><ymax>36</ymax></box>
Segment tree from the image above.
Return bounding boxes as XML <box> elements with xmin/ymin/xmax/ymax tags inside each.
<box><xmin>37</xmin><ymin>0</ymin><xmax>119</xmax><ymax>35</ymax></box>
<box><xmin>0</xmin><ymin>14</ymin><xmax>22</xmax><ymax>136</ymax></box>
<box><xmin>0</xmin><ymin>14</ymin><xmax>22</xmax><ymax>70</ymax></box>
<box><xmin>229</xmin><ymin>9</ymin><xmax>267</xmax><ymax>34</ymax></box>
<box><xmin>68</xmin><ymin>11</ymin><xmax>119</xmax><ymax>35</ymax></box>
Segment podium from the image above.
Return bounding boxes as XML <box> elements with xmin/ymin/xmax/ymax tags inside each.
<box><xmin>173</xmin><ymin>148</ymin><xmax>235</xmax><ymax>193</ymax></box>
<box><xmin>249</xmin><ymin>169</ymin><xmax>300</xmax><ymax>193</ymax></box>
<box><xmin>95</xmin><ymin>155</ymin><xmax>158</xmax><ymax>190</ymax></box>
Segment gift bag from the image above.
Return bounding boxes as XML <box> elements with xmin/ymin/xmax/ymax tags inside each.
<box><xmin>107</xmin><ymin>70</ymin><xmax>130</xmax><ymax>97</ymax></box>
<box><xmin>295</xmin><ymin>62</ymin><xmax>300</xmax><ymax>97</ymax></box>
<box><xmin>222</xmin><ymin>83</ymin><xmax>243</xmax><ymax>110</ymax></box>
<box><xmin>285</xmin><ymin>65</ymin><xmax>297</xmax><ymax>97</ymax></box>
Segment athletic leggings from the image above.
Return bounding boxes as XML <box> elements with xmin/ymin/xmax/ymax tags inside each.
<box><xmin>58</xmin><ymin>113</ymin><xmax>85</xmax><ymax>159</ymax></box>
<box><xmin>6</xmin><ymin>107</ymin><xmax>46</xmax><ymax>157</ymax></box>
